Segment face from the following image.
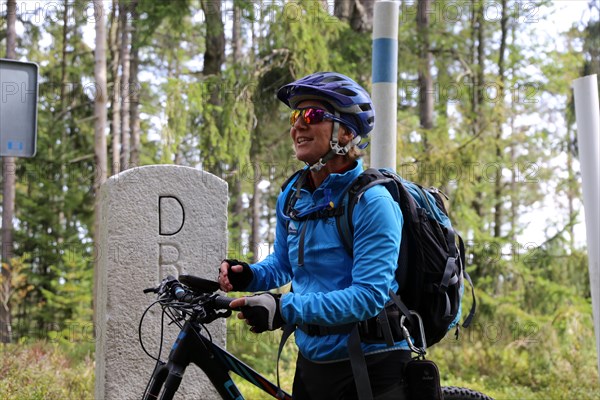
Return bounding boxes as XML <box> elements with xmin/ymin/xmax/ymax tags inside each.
<box><xmin>289</xmin><ymin>100</ymin><xmax>352</xmax><ymax>165</ymax></box>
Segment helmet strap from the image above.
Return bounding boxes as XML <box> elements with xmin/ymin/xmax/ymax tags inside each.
<box><xmin>309</xmin><ymin>149</ymin><xmax>336</xmax><ymax>172</ymax></box>
<box><xmin>331</xmin><ymin>135</ymin><xmax>361</xmax><ymax>155</ymax></box>
<box><xmin>308</xmin><ymin>114</ymin><xmax>360</xmax><ymax>172</ymax></box>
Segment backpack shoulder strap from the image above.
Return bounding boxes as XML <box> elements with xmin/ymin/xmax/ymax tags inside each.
<box><xmin>281</xmin><ymin>168</ymin><xmax>304</xmax><ymax>193</ymax></box>
<box><xmin>336</xmin><ymin>168</ymin><xmax>402</xmax><ymax>257</ymax></box>
<box><xmin>280</xmin><ymin>169</ymin><xmax>305</xmax><ymax>217</ymax></box>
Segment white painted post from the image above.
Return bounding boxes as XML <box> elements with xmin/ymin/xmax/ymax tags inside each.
<box><xmin>371</xmin><ymin>0</ymin><xmax>399</xmax><ymax>171</ymax></box>
<box><xmin>95</xmin><ymin>165</ymin><xmax>228</xmax><ymax>399</ymax></box>
<box><xmin>572</xmin><ymin>74</ymin><xmax>600</xmax><ymax>381</ymax></box>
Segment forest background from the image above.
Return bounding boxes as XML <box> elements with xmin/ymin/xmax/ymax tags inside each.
<box><xmin>0</xmin><ymin>0</ymin><xmax>599</xmax><ymax>399</ymax></box>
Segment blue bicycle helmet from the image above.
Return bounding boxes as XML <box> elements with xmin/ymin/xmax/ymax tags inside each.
<box><xmin>277</xmin><ymin>72</ymin><xmax>375</xmax><ymax>138</ymax></box>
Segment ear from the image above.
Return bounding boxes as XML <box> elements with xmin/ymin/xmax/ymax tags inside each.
<box><xmin>337</xmin><ymin>125</ymin><xmax>354</xmax><ymax>144</ymax></box>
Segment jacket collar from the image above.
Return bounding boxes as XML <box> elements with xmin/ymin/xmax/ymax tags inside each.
<box><xmin>317</xmin><ymin>159</ymin><xmax>363</xmax><ymax>191</ymax></box>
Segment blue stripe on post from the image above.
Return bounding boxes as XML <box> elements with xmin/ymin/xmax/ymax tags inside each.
<box><xmin>372</xmin><ymin>38</ymin><xmax>398</xmax><ymax>83</ymax></box>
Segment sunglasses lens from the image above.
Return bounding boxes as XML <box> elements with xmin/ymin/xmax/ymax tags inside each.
<box><xmin>290</xmin><ymin>108</ymin><xmax>327</xmax><ymax>126</ymax></box>
<box><xmin>303</xmin><ymin>108</ymin><xmax>324</xmax><ymax>124</ymax></box>
<box><xmin>290</xmin><ymin>109</ymin><xmax>301</xmax><ymax>125</ymax></box>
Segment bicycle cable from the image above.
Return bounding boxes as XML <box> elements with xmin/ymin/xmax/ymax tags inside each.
<box><xmin>186</xmin><ymin>320</ymin><xmax>213</xmax><ymax>356</ymax></box>
<box><xmin>201</xmin><ymin>323</ymin><xmax>212</xmax><ymax>343</ymax></box>
<box><xmin>140</xmin><ymin>302</ymin><xmax>167</xmax><ymax>400</ymax></box>
<box><xmin>138</xmin><ymin>299</ymin><xmax>165</xmax><ymax>362</ymax></box>
<box><xmin>165</xmin><ymin>306</ymin><xmax>184</xmax><ymax>329</ymax></box>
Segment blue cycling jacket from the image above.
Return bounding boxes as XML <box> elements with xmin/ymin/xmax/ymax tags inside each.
<box><xmin>246</xmin><ymin>159</ymin><xmax>408</xmax><ymax>362</ymax></box>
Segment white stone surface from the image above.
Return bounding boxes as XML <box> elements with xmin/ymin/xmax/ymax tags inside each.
<box><xmin>95</xmin><ymin>165</ymin><xmax>228</xmax><ymax>399</ymax></box>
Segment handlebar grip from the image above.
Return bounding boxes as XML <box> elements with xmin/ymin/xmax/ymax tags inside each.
<box><xmin>213</xmin><ymin>295</ymin><xmax>233</xmax><ymax>310</ymax></box>
<box><xmin>179</xmin><ymin>274</ymin><xmax>220</xmax><ymax>293</ymax></box>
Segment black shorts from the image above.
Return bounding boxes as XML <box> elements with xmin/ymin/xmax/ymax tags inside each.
<box><xmin>292</xmin><ymin>349</ymin><xmax>411</xmax><ymax>400</ymax></box>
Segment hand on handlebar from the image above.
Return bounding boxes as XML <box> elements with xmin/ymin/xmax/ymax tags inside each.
<box><xmin>230</xmin><ymin>293</ymin><xmax>285</xmax><ymax>333</ymax></box>
<box><xmin>218</xmin><ymin>259</ymin><xmax>254</xmax><ymax>292</ymax></box>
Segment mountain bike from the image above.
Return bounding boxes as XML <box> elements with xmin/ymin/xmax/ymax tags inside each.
<box><xmin>139</xmin><ymin>275</ymin><xmax>493</xmax><ymax>400</ymax></box>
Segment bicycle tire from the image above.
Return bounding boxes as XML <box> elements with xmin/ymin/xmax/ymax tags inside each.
<box><xmin>442</xmin><ymin>386</ymin><xmax>494</xmax><ymax>400</ymax></box>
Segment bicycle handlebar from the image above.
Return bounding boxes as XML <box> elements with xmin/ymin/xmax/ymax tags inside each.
<box><xmin>213</xmin><ymin>294</ymin><xmax>234</xmax><ymax>310</ymax></box>
<box><xmin>144</xmin><ymin>275</ymin><xmax>233</xmax><ymax>321</ymax></box>
<box><xmin>179</xmin><ymin>274</ymin><xmax>220</xmax><ymax>293</ymax></box>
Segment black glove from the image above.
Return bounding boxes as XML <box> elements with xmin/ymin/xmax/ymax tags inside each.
<box><xmin>235</xmin><ymin>293</ymin><xmax>285</xmax><ymax>333</ymax></box>
<box><xmin>222</xmin><ymin>259</ymin><xmax>254</xmax><ymax>291</ymax></box>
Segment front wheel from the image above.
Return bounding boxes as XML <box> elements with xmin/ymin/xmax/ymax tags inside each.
<box><xmin>442</xmin><ymin>386</ymin><xmax>494</xmax><ymax>400</ymax></box>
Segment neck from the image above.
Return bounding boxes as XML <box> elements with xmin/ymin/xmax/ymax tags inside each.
<box><xmin>309</xmin><ymin>156</ymin><xmax>354</xmax><ymax>188</ymax></box>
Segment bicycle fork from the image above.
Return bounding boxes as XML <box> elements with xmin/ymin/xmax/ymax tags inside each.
<box><xmin>146</xmin><ymin>363</ymin><xmax>186</xmax><ymax>399</ymax></box>
<box><xmin>144</xmin><ymin>321</ymin><xmax>242</xmax><ymax>400</ymax></box>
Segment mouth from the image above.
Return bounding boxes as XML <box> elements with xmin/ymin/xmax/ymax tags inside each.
<box><xmin>296</xmin><ymin>136</ymin><xmax>313</xmax><ymax>145</ymax></box>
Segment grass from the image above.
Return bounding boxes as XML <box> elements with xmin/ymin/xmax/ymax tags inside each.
<box><xmin>0</xmin><ymin>340</ymin><xmax>94</xmax><ymax>400</ymax></box>
<box><xmin>1</xmin><ymin>316</ymin><xmax>598</xmax><ymax>400</ymax></box>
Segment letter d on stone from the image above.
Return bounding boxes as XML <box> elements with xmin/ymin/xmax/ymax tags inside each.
<box><xmin>159</xmin><ymin>196</ymin><xmax>185</xmax><ymax>236</ymax></box>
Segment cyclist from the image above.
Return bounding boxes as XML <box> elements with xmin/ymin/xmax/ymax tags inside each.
<box><xmin>219</xmin><ymin>72</ymin><xmax>409</xmax><ymax>400</ymax></box>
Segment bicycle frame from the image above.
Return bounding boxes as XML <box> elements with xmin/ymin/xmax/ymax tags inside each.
<box><xmin>141</xmin><ymin>275</ymin><xmax>493</xmax><ymax>400</ymax></box>
<box><xmin>143</xmin><ymin>318</ymin><xmax>292</xmax><ymax>400</ymax></box>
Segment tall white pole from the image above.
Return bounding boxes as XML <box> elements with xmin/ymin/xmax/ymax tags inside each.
<box><xmin>572</xmin><ymin>74</ymin><xmax>600</xmax><ymax>381</ymax></box>
<box><xmin>371</xmin><ymin>1</ymin><xmax>399</xmax><ymax>171</ymax></box>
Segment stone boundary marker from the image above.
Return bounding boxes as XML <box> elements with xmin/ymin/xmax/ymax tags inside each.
<box><xmin>95</xmin><ymin>165</ymin><xmax>228</xmax><ymax>399</ymax></box>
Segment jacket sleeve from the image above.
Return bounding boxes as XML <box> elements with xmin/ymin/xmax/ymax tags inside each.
<box><xmin>280</xmin><ymin>186</ymin><xmax>402</xmax><ymax>326</ymax></box>
<box><xmin>245</xmin><ymin>190</ymin><xmax>293</xmax><ymax>292</ymax></box>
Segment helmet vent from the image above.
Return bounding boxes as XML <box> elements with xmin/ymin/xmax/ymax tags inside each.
<box><xmin>323</xmin><ymin>76</ymin><xmax>345</xmax><ymax>83</ymax></box>
<box><xmin>336</xmin><ymin>88</ymin><xmax>358</xmax><ymax>96</ymax></box>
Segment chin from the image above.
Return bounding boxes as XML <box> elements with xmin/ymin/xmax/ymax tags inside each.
<box><xmin>294</xmin><ymin>151</ymin><xmax>309</xmax><ymax>163</ymax></box>
<box><xmin>296</xmin><ymin>155</ymin><xmax>316</xmax><ymax>165</ymax></box>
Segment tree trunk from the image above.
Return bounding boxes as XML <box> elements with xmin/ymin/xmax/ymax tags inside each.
<box><xmin>201</xmin><ymin>0</ymin><xmax>225</xmax><ymax>76</ymax></box>
<box><xmin>201</xmin><ymin>0</ymin><xmax>225</xmax><ymax>173</ymax></box>
<box><xmin>476</xmin><ymin>3</ymin><xmax>485</xmax><ymax>127</ymax></box>
<box><xmin>470</xmin><ymin>2</ymin><xmax>485</xmax><ymax>218</ymax></box>
<box><xmin>119</xmin><ymin>0</ymin><xmax>131</xmax><ymax>170</ymax></box>
<box><xmin>1</xmin><ymin>0</ymin><xmax>17</xmax><ymax>344</ymax></box>
<box><xmin>509</xmin><ymin>117</ymin><xmax>518</xmax><ymax>242</ymax></box>
<box><xmin>229</xmin><ymin>3</ymin><xmax>244</xmax><ymax>245</ymax></box>
<box><xmin>334</xmin><ymin>0</ymin><xmax>374</xmax><ymax>33</ymax></box>
<box><xmin>566</xmin><ymin>126</ymin><xmax>576</xmax><ymax>247</ymax></box>
<box><xmin>232</xmin><ymin>3</ymin><xmax>243</xmax><ymax>62</ymax></box>
<box><xmin>92</xmin><ymin>0</ymin><xmax>108</xmax><ymax>327</ymax></box>
<box><xmin>493</xmin><ymin>0</ymin><xmax>508</xmax><ymax>239</ymax></box>
<box><xmin>250</xmin><ymin>164</ymin><xmax>261</xmax><ymax>264</ymax></box>
<box><xmin>417</xmin><ymin>0</ymin><xmax>434</xmax><ymax>155</ymax></box>
<box><xmin>110</xmin><ymin>0</ymin><xmax>121</xmax><ymax>175</ymax></box>
<box><xmin>59</xmin><ymin>0</ymin><xmax>69</xmax><ymax>235</ymax></box>
<box><xmin>129</xmin><ymin>0</ymin><xmax>140</xmax><ymax>167</ymax></box>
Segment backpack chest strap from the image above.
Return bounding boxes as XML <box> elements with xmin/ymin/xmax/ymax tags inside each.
<box><xmin>288</xmin><ymin>206</ymin><xmax>344</xmax><ymax>221</ymax></box>
<box><xmin>282</xmin><ymin>172</ymin><xmax>346</xmax><ymax>266</ymax></box>
<box><xmin>294</xmin><ymin>206</ymin><xmax>344</xmax><ymax>267</ymax></box>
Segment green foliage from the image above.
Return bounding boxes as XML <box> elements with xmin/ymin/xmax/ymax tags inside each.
<box><xmin>431</xmin><ymin>280</ymin><xmax>599</xmax><ymax>399</ymax></box>
<box><xmin>135</xmin><ymin>0</ymin><xmax>193</xmax><ymax>47</ymax></box>
<box><xmin>0</xmin><ymin>341</ymin><xmax>94</xmax><ymax>400</ymax></box>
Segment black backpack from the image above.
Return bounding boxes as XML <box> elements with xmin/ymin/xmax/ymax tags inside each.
<box><xmin>282</xmin><ymin>168</ymin><xmax>476</xmax><ymax>348</ymax></box>
<box><xmin>335</xmin><ymin>168</ymin><xmax>475</xmax><ymax>347</ymax></box>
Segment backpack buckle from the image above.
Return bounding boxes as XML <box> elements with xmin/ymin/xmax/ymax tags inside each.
<box><xmin>400</xmin><ymin>311</ymin><xmax>427</xmax><ymax>356</ymax></box>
